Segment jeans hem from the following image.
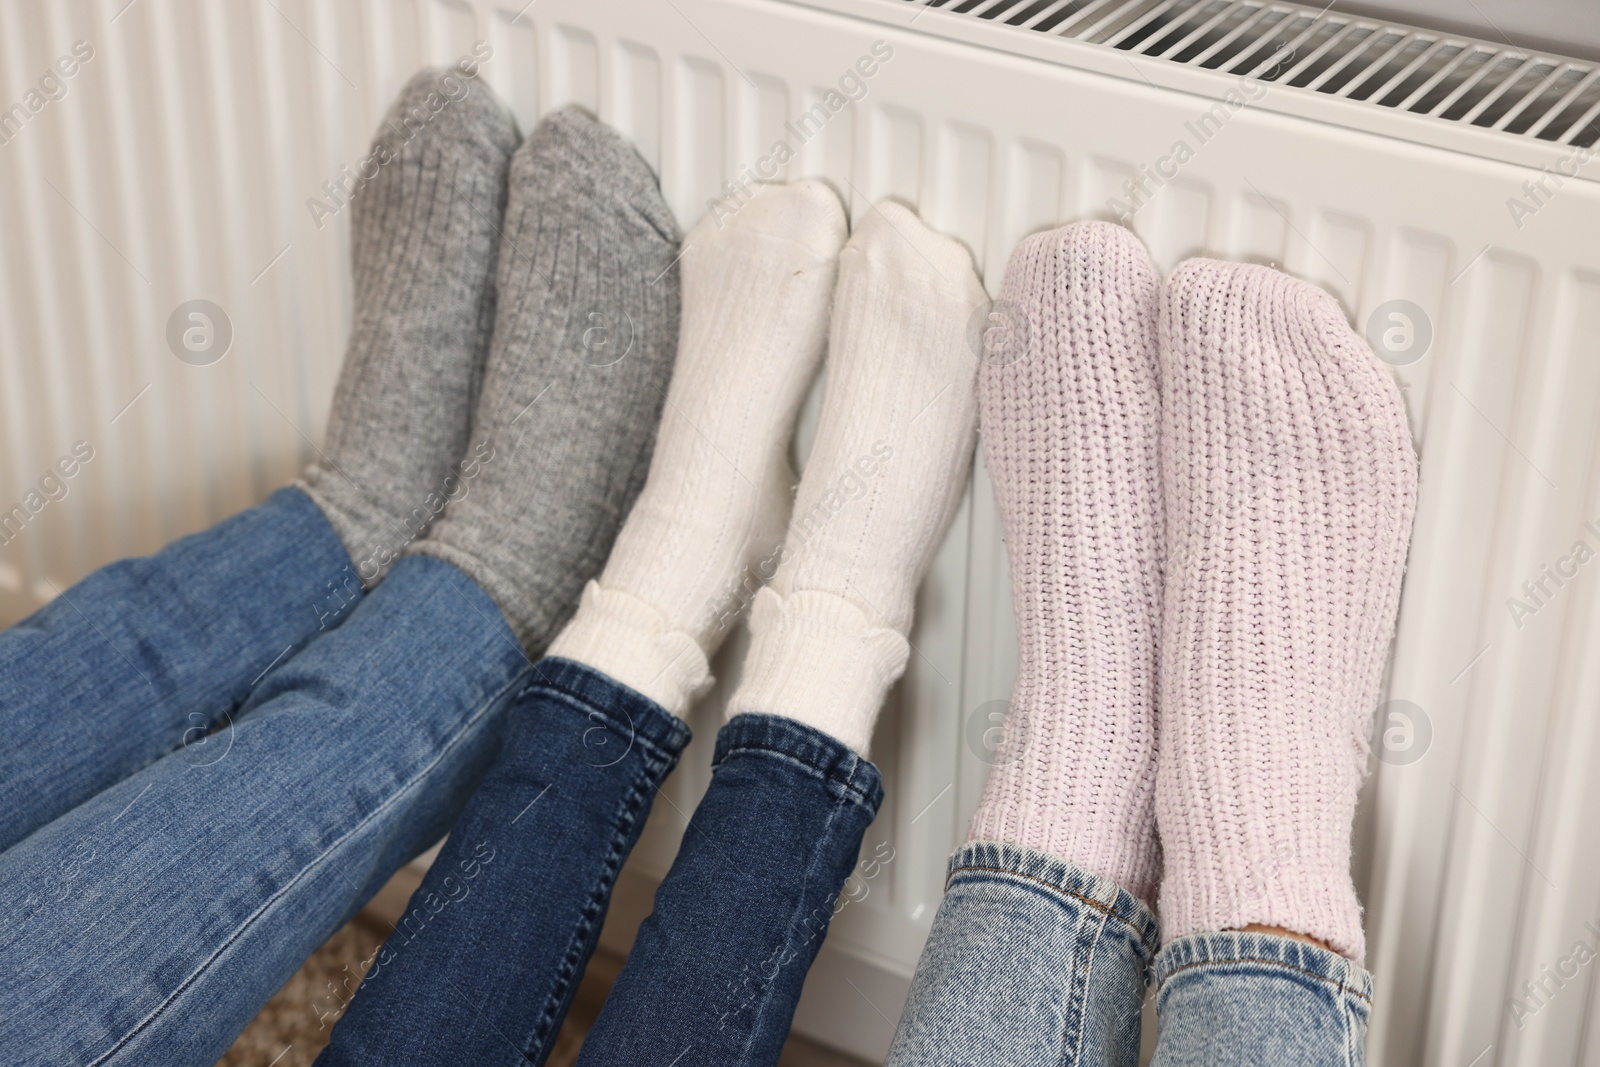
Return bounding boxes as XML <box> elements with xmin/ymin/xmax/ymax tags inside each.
<box><xmin>529</xmin><ymin>656</ymin><xmax>693</xmax><ymax>762</ymax></box>
<box><xmin>714</xmin><ymin>713</ymin><xmax>884</xmax><ymax>813</ymax></box>
<box><xmin>1153</xmin><ymin>930</ymin><xmax>1374</xmax><ymax>1005</ymax></box>
<box><xmin>951</xmin><ymin>841</ymin><xmax>1161</xmax><ymax>960</ymax></box>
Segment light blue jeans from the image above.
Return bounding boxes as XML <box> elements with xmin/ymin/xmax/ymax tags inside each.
<box><xmin>887</xmin><ymin>841</ymin><xmax>1373</xmax><ymax>1066</ymax></box>
<box><xmin>0</xmin><ymin>488</ymin><xmax>538</xmax><ymax>1064</ymax></box>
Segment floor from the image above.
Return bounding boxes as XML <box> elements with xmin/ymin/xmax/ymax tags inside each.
<box><xmin>219</xmin><ymin>915</ymin><xmax>871</xmax><ymax>1066</ymax></box>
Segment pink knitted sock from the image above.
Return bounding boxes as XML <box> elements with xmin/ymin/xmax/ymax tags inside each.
<box><xmin>1154</xmin><ymin>260</ymin><xmax>1417</xmax><ymax>963</ymax></box>
<box><xmin>965</xmin><ymin>221</ymin><xmax>1164</xmax><ymax>906</ymax></box>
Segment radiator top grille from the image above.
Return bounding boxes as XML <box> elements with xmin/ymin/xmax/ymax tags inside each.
<box><xmin>893</xmin><ymin>0</ymin><xmax>1600</xmax><ymax>147</ymax></box>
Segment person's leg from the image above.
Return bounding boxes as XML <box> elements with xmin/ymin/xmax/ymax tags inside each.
<box><xmin>0</xmin><ymin>69</ymin><xmax>515</xmax><ymax>851</ymax></box>
<box><xmin>0</xmin><ymin>104</ymin><xmax>681</xmax><ymax>1066</ymax></box>
<box><xmin>0</xmin><ymin>488</ymin><xmax>352</xmax><ymax>853</ymax></box>
<box><xmin>886</xmin><ymin>844</ymin><xmax>1155</xmax><ymax>1067</ymax></box>
<box><xmin>320</xmin><ymin>178</ymin><xmax>846</xmax><ymax>1065</ymax></box>
<box><xmin>296</xmin><ymin>66</ymin><xmax>517</xmax><ymax>584</ymax></box>
<box><xmin>577</xmin><ymin>201</ymin><xmax>986</xmax><ymax>1066</ymax></box>
<box><xmin>1150</xmin><ymin>260</ymin><xmax>1416</xmax><ymax>1062</ymax></box>
<box><xmin>0</xmin><ymin>556</ymin><xmax>529</xmax><ymax>1066</ymax></box>
<box><xmin>1149</xmin><ymin>932</ymin><xmax>1372</xmax><ymax>1066</ymax></box>
<box><xmin>886</xmin><ymin>220</ymin><xmax>1164</xmax><ymax>1066</ymax></box>
<box><xmin>581</xmin><ymin>714</ymin><xmax>882</xmax><ymax>1066</ymax></box>
<box><xmin>314</xmin><ymin>657</ymin><xmax>689</xmax><ymax>1066</ymax></box>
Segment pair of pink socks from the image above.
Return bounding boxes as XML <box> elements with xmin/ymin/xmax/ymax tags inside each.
<box><xmin>966</xmin><ymin>223</ymin><xmax>1417</xmax><ymax>963</ymax></box>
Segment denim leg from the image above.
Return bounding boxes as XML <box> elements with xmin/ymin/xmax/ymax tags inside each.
<box><xmin>0</xmin><ymin>487</ymin><xmax>361</xmax><ymax>852</ymax></box>
<box><xmin>576</xmin><ymin>713</ymin><xmax>884</xmax><ymax>1067</ymax></box>
<box><xmin>1150</xmin><ymin>931</ymin><xmax>1373</xmax><ymax>1066</ymax></box>
<box><xmin>0</xmin><ymin>555</ymin><xmax>528</xmax><ymax>1067</ymax></box>
<box><xmin>317</xmin><ymin>657</ymin><xmax>692</xmax><ymax>1067</ymax></box>
<box><xmin>886</xmin><ymin>842</ymin><xmax>1157</xmax><ymax>1067</ymax></box>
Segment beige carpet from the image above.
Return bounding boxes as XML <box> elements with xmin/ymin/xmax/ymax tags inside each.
<box><xmin>220</xmin><ymin>917</ymin><xmax>868</xmax><ymax>1066</ymax></box>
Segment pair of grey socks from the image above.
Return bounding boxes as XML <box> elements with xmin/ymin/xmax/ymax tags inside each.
<box><xmin>300</xmin><ymin>70</ymin><xmax>683</xmax><ymax>652</ymax></box>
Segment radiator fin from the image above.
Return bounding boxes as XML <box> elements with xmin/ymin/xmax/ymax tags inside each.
<box><xmin>891</xmin><ymin>0</ymin><xmax>1600</xmax><ymax>146</ymax></box>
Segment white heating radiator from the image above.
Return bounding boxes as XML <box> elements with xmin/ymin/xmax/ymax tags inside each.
<box><xmin>4</xmin><ymin>0</ymin><xmax>1600</xmax><ymax>1063</ymax></box>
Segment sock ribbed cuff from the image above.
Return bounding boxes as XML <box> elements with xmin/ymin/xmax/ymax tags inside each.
<box><xmin>726</xmin><ymin>588</ymin><xmax>908</xmax><ymax>756</ymax></box>
<box><xmin>1159</xmin><ymin>849</ymin><xmax>1367</xmax><ymax>964</ymax></box>
<box><xmin>545</xmin><ymin>582</ymin><xmax>712</xmax><ymax>717</ymax></box>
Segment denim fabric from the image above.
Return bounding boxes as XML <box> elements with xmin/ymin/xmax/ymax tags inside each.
<box><xmin>886</xmin><ymin>841</ymin><xmax>1157</xmax><ymax>1067</ymax></box>
<box><xmin>1150</xmin><ymin>931</ymin><xmax>1373</xmax><ymax>1066</ymax></box>
<box><xmin>0</xmin><ymin>487</ymin><xmax>362</xmax><ymax>852</ymax></box>
<box><xmin>318</xmin><ymin>656</ymin><xmax>692</xmax><ymax>1067</ymax></box>
<box><xmin>0</xmin><ymin>555</ymin><xmax>530</xmax><ymax>1066</ymax></box>
<box><xmin>577</xmin><ymin>713</ymin><xmax>884</xmax><ymax>1067</ymax></box>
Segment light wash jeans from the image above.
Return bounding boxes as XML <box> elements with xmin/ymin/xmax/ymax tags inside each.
<box><xmin>0</xmin><ymin>488</ymin><xmax>538</xmax><ymax>1064</ymax></box>
<box><xmin>887</xmin><ymin>841</ymin><xmax>1374</xmax><ymax>1066</ymax></box>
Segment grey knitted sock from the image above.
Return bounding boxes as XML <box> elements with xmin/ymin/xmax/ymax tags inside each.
<box><xmin>298</xmin><ymin>68</ymin><xmax>518</xmax><ymax>584</ymax></box>
<box><xmin>413</xmin><ymin>107</ymin><xmax>683</xmax><ymax>653</ymax></box>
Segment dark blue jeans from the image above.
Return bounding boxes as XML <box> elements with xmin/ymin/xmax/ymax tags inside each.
<box><xmin>320</xmin><ymin>708</ymin><xmax>882</xmax><ymax>1067</ymax></box>
<box><xmin>0</xmin><ymin>491</ymin><xmax>535</xmax><ymax>1064</ymax></box>
<box><xmin>577</xmin><ymin>714</ymin><xmax>884</xmax><ymax>1067</ymax></box>
<box><xmin>317</xmin><ymin>657</ymin><xmax>692</xmax><ymax>1066</ymax></box>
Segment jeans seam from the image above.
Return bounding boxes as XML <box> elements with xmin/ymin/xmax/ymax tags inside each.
<box><xmin>1159</xmin><ymin>955</ymin><xmax>1373</xmax><ymax>1006</ymax></box>
<box><xmin>1342</xmin><ymin>968</ymin><xmax>1360</xmax><ymax>1066</ymax></box>
<box><xmin>740</xmin><ymin>778</ymin><xmax>852</xmax><ymax>1063</ymax></box>
<box><xmin>948</xmin><ymin>864</ymin><xmax>1158</xmax><ymax>958</ymax></box>
<box><xmin>1060</xmin><ymin>904</ymin><xmax>1109</xmax><ymax>1066</ymax></box>
<box><xmin>526</xmin><ymin>742</ymin><xmax>674</xmax><ymax>1058</ymax></box>
<box><xmin>87</xmin><ymin>666</ymin><xmax>532</xmax><ymax>1067</ymax></box>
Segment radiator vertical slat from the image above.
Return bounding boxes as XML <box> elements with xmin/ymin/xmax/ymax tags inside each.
<box><xmin>35</xmin><ymin>0</ymin><xmax>125</xmax><ymax>572</ymax></box>
<box><xmin>1496</xmin><ymin>276</ymin><xmax>1600</xmax><ymax>1067</ymax></box>
<box><xmin>1</xmin><ymin>2</ymin><xmax>90</xmax><ymax>594</ymax></box>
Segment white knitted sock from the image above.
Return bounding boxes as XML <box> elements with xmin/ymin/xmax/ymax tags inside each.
<box><xmin>545</xmin><ymin>181</ymin><xmax>847</xmax><ymax>716</ymax></box>
<box><xmin>1154</xmin><ymin>259</ymin><xmax>1418</xmax><ymax>963</ymax></box>
<box><xmin>727</xmin><ymin>201</ymin><xmax>986</xmax><ymax>756</ymax></box>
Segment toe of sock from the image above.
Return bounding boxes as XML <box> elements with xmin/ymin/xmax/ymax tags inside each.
<box><xmin>1008</xmin><ymin>221</ymin><xmax>1157</xmax><ymax>296</ymax></box>
<box><xmin>521</xmin><ymin>106</ymin><xmax>680</xmax><ymax>246</ymax></box>
<box><xmin>1002</xmin><ymin>222</ymin><xmax>1160</xmax><ymax>346</ymax></box>
<box><xmin>689</xmin><ymin>178</ymin><xmax>848</xmax><ymax>260</ymax></box>
<box><xmin>380</xmin><ymin>67</ymin><xmax>518</xmax><ymax>163</ymax></box>
<box><xmin>847</xmin><ymin>200</ymin><xmax>985</xmax><ymax>304</ymax></box>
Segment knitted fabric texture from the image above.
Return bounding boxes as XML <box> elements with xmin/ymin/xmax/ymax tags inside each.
<box><xmin>1154</xmin><ymin>259</ymin><xmax>1418</xmax><ymax>963</ymax></box>
<box><xmin>412</xmin><ymin>107</ymin><xmax>683</xmax><ymax>654</ymax></box>
<box><xmin>547</xmin><ymin>180</ymin><xmax>847</xmax><ymax>716</ymax></box>
<box><xmin>727</xmin><ymin>201</ymin><xmax>986</xmax><ymax>756</ymax></box>
<box><xmin>965</xmin><ymin>221</ymin><xmax>1165</xmax><ymax>906</ymax></box>
<box><xmin>299</xmin><ymin>69</ymin><xmax>517</xmax><ymax>585</ymax></box>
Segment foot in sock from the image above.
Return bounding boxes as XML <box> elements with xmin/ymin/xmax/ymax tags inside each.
<box><xmin>1154</xmin><ymin>260</ymin><xmax>1418</xmax><ymax>962</ymax></box>
<box><xmin>299</xmin><ymin>69</ymin><xmax>517</xmax><ymax>583</ymax></box>
<box><xmin>412</xmin><ymin>107</ymin><xmax>684</xmax><ymax>654</ymax></box>
<box><xmin>546</xmin><ymin>181</ymin><xmax>848</xmax><ymax>713</ymax></box>
<box><xmin>964</xmin><ymin>221</ymin><xmax>1164</xmax><ymax>906</ymax></box>
<box><xmin>727</xmin><ymin>200</ymin><xmax>988</xmax><ymax>756</ymax></box>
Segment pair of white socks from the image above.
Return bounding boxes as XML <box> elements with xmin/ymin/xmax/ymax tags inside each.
<box><xmin>547</xmin><ymin>182</ymin><xmax>986</xmax><ymax>755</ymax></box>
